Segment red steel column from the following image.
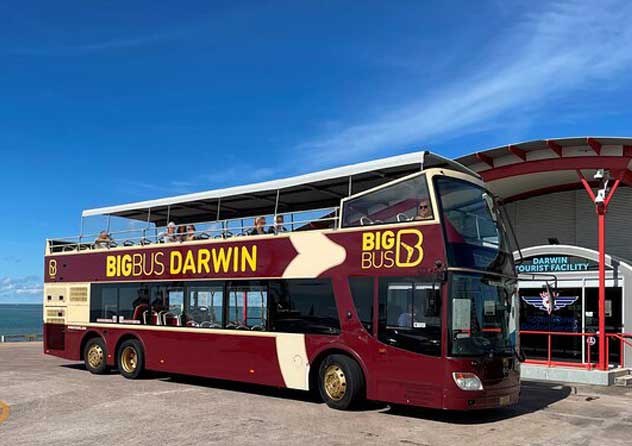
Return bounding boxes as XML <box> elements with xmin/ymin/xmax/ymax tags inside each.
<box><xmin>577</xmin><ymin>170</ymin><xmax>622</xmax><ymax>371</ymax></box>
<box><xmin>598</xmin><ymin>209</ymin><xmax>607</xmax><ymax>370</ymax></box>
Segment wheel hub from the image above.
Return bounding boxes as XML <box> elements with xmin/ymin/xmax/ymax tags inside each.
<box><xmin>120</xmin><ymin>346</ymin><xmax>138</xmax><ymax>374</ymax></box>
<box><xmin>323</xmin><ymin>365</ymin><xmax>347</xmax><ymax>401</ymax></box>
<box><xmin>87</xmin><ymin>344</ymin><xmax>104</xmax><ymax>369</ymax></box>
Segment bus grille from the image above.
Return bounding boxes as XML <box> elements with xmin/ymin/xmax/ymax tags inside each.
<box><xmin>69</xmin><ymin>287</ymin><xmax>88</xmax><ymax>302</ymax></box>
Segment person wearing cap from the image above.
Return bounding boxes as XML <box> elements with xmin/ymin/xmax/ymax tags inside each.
<box><xmin>160</xmin><ymin>222</ymin><xmax>178</xmax><ymax>243</ymax></box>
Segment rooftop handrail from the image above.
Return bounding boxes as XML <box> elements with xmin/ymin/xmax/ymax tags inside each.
<box><xmin>48</xmin><ymin>206</ymin><xmax>340</xmax><ymax>253</ymax></box>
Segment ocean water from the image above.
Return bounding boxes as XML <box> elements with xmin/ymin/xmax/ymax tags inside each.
<box><xmin>0</xmin><ymin>304</ymin><xmax>43</xmax><ymax>337</ymax></box>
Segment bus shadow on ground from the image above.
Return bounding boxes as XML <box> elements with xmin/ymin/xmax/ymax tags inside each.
<box><xmin>60</xmin><ymin>364</ymin><xmax>571</xmax><ymax>422</ymax></box>
<box><xmin>382</xmin><ymin>381</ymin><xmax>572</xmax><ymax>424</ymax></box>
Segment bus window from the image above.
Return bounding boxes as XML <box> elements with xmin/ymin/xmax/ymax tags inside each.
<box><xmin>227</xmin><ymin>282</ymin><xmax>267</xmax><ymax>330</ymax></box>
<box><xmin>148</xmin><ymin>285</ymin><xmax>184</xmax><ymax>326</ymax></box>
<box><xmin>378</xmin><ymin>278</ymin><xmax>441</xmax><ymax>356</ymax></box>
<box><xmin>90</xmin><ymin>285</ymin><xmax>118</xmax><ymax>323</ymax></box>
<box><xmin>119</xmin><ymin>284</ymin><xmax>149</xmax><ymax>325</ymax></box>
<box><xmin>188</xmin><ymin>285</ymin><xmax>223</xmax><ymax>328</ymax></box>
<box><xmin>269</xmin><ymin>279</ymin><xmax>340</xmax><ymax>335</ymax></box>
<box><xmin>342</xmin><ymin>173</ymin><xmax>433</xmax><ymax>227</ymax></box>
<box><xmin>348</xmin><ymin>277</ymin><xmax>374</xmax><ymax>333</ymax></box>
<box><xmin>166</xmin><ymin>289</ymin><xmax>184</xmax><ymax>326</ymax></box>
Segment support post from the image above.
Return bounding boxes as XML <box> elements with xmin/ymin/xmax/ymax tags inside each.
<box><xmin>598</xmin><ymin>210</ymin><xmax>606</xmax><ymax>370</ymax></box>
<box><xmin>577</xmin><ymin>170</ymin><xmax>623</xmax><ymax>371</ymax></box>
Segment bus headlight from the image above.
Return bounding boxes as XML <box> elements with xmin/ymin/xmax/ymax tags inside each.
<box><xmin>452</xmin><ymin>372</ymin><xmax>483</xmax><ymax>391</ymax></box>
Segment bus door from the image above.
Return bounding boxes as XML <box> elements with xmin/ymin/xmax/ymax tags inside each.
<box><xmin>373</xmin><ymin>278</ymin><xmax>444</xmax><ymax>406</ymax></box>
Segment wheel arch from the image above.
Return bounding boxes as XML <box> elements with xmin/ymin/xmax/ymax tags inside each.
<box><xmin>113</xmin><ymin>332</ymin><xmax>146</xmax><ymax>366</ymax></box>
<box><xmin>79</xmin><ymin>331</ymin><xmax>104</xmax><ymax>360</ymax></box>
<box><xmin>308</xmin><ymin>345</ymin><xmax>368</xmax><ymax>393</ymax></box>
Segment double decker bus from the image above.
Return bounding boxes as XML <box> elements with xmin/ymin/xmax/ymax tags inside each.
<box><xmin>43</xmin><ymin>151</ymin><xmax>521</xmax><ymax>410</ymax></box>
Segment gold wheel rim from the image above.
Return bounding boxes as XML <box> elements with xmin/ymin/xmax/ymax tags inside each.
<box><xmin>323</xmin><ymin>365</ymin><xmax>347</xmax><ymax>401</ymax></box>
<box><xmin>87</xmin><ymin>344</ymin><xmax>104</xmax><ymax>369</ymax></box>
<box><xmin>120</xmin><ymin>346</ymin><xmax>138</xmax><ymax>374</ymax></box>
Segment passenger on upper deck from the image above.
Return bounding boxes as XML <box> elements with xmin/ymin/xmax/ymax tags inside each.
<box><xmin>176</xmin><ymin>224</ymin><xmax>187</xmax><ymax>242</ymax></box>
<box><xmin>249</xmin><ymin>216</ymin><xmax>267</xmax><ymax>236</ymax></box>
<box><xmin>160</xmin><ymin>222</ymin><xmax>177</xmax><ymax>243</ymax></box>
<box><xmin>268</xmin><ymin>215</ymin><xmax>288</xmax><ymax>234</ymax></box>
<box><xmin>185</xmin><ymin>225</ymin><xmax>197</xmax><ymax>241</ymax></box>
<box><xmin>414</xmin><ymin>199</ymin><xmax>433</xmax><ymax>220</ymax></box>
<box><xmin>94</xmin><ymin>231</ymin><xmax>113</xmax><ymax>249</ymax></box>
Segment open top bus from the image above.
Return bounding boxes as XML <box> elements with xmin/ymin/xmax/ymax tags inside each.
<box><xmin>43</xmin><ymin>151</ymin><xmax>521</xmax><ymax>411</ymax></box>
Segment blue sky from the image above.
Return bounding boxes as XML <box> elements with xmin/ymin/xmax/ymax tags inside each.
<box><xmin>2</xmin><ymin>0</ymin><xmax>632</xmax><ymax>302</ymax></box>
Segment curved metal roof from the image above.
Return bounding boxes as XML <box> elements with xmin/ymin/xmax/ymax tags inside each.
<box><xmin>455</xmin><ymin>136</ymin><xmax>632</xmax><ymax>201</ymax></box>
<box><xmin>83</xmin><ymin>150</ymin><xmax>476</xmax><ymax>225</ymax></box>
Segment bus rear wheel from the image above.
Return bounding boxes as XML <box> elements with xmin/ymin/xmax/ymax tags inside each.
<box><xmin>118</xmin><ymin>339</ymin><xmax>145</xmax><ymax>379</ymax></box>
<box><xmin>318</xmin><ymin>354</ymin><xmax>365</xmax><ymax>410</ymax></box>
<box><xmin>84</xmin><ymin>337</ymin><xmax>108</xmax><ymax>375</ymax></box>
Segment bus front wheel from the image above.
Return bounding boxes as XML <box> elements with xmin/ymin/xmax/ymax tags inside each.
<box><xmin>318</xmin><ymin>354</ymin><xmax>365</xmax><ymax>410</ymax></box>
<box><xmin>118</xmin><ymin>339</ymin><xmax>145</xmax><ymax>379</ymax></box>
<box><xmin>84</xmin><ymin>337</ymin><xmax>108</xmax><ymax>375</ymax></box>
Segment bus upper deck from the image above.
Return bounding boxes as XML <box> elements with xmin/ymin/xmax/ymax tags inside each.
<box><xmin>46</xmin><ymin>151</ymin><xmax>483</xmax><ymax>254</ymax></box>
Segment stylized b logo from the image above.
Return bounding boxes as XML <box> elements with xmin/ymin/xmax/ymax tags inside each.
<box><xmin>395</xmin><ymin>229</ymin><xmax>424</xmax><ymax>267</ymax></box>
<box><xmin>49</xmin><ymin>259</ymin><xmax>57</xmax><ymax>278</ymax></box>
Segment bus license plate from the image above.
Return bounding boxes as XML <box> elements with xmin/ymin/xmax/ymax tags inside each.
<box><xmin>499</xmin><ymin>395</ymin><xmax>511</xmax><ymax>406</ymax></box>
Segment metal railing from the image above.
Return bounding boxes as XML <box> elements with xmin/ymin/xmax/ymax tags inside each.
<box><xmin>520</xmin><ymin>330</ymin><xmax>598</xmax><ymax>369</ymax></box>
<box><xmin>0</xmin><ymin>334</ymin><xmax>43</xmax><ymax>343</ymax></box>
<box><xmin>606</xmin><ymin>332</ymin><xmax>632</xmax><ymax>368</ymax></box>
<box><xmin>521</xmin><ymin>330</ymin><xmax>632</xmax><ymax>369</ymax></box>
<box><xmin>48</xmin><ymin>206</ymin><xmax>340</xmax><ymax>253</ymax></box>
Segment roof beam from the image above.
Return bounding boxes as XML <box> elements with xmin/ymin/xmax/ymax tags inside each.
<box><xmin>546</xmin><ymin>140</ymin><xmax>563</xmax><ymax>157</ymax></box>
<box><xmin>586</xmin><ymin>137</ymin><xmax>602</xmax><ymax>155</ymax></box>
<box><xmin>480</xmin><ymin>156</ymin><xmax>632</xmax><ymax>182</ymax></box>
<box><xmin>304</xmin><ymin>185</ymin><xmax>345</xmax><ymax>199</ymax></box>
<box><xmin>507</xmin><ymin>145</ymin><xmax>527</xmax><ymax>161</ymax></box>
<box><xmin>476</xmin><ymin>152</ymin><xmax>494</xmax><ymax>168</ymax></box>
<box><xmin>240</xmin><ymin>194</ymin><xmax>278</xmax><ymax>206</ymax></box>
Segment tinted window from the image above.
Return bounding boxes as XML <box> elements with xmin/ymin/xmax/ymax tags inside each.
<box><xmin>349</xmin><ymin>277</ymin><xmax>373</xmax><ymax>333</ymax></box>
<box><xmin>90</xmin><ymin>285</ymin><xmax>118</xmax><ymax>323</ymax></box>
<box><xmin>188</xmin><ymin>285</ymin><xmax>224</xmax><ymax>328</ymax></box>
<box><xmin>227</xmin><ymin>282</ymin><xmax>267</xmax><ymax>330</ymax></box>
<box><xmin>378</xmin><ymin>278</ymin><xmax>441</xmax><ymax>356</ymax></box>
<box><xmin>118</xmin><ymin>284</ymin><xmax>149</xmax><ymax>324</ymax></box>
<box><xmin>434</xmin><ymin>176</ymin><xmax>513</xmax><ymax>275</ymax></box>
<box><xmin>147</xmin><ymin>284</ymin><xmax>184</xmax><ymax>326</ymax></box>
<box><xmin>342</xmin><ymin>174</ymin><xmax>433</xmax><ymax>227</ymax></box>
<box><xmin>269</xmin><ymin>279</ymin><xmax>340</xmax><ymax>334</ymax></box>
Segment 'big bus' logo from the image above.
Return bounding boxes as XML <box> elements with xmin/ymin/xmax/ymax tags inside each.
<box><xmin>361</xmin><ymin>229</ymin><xmax>424</xmax><ymax>269</ymax></box>
<box><xmin>48</xmin><ymin>259</ymin><xmax>57</xmax><ymax>278</ymax></box>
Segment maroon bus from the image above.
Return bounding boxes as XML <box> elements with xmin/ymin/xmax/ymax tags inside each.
<box><xmin>43</xmin><ymin>151</ymin><xmax>521</xmax><ymax>410</ymax></box>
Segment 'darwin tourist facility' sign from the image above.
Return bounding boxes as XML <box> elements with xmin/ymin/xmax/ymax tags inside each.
<box><xmin>516</xmin><ymin>255</ymin><xmax>607</xmax><ymax>274</ymax></box>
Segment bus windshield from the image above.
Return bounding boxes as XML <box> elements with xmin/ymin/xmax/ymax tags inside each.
<box><xmin>435</xmin><ymin>176</ymin><xmax>513</xmax><ymax>275</ymax></box>
<box><xmin>449</xmin><ymin>272</ymin><xmax>518</xmax><ymax>356</ymax></box>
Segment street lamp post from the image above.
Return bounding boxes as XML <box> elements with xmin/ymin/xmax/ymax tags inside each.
<box><xmin>578</xmin><ymin>169</ymin><xmax>622</xmax><ymax>371</ymax></box>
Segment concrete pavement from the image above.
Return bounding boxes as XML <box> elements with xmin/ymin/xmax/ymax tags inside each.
<box><xmin>1</xmin><ymin>342</ymin><xmax>632</xmax><ymax>446</ymax></box>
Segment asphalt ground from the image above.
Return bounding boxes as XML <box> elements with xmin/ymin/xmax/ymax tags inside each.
<box><xmin>1</xmin><ymin>342</ymin><xmax>632</xmax><ymax>446</ymax></box>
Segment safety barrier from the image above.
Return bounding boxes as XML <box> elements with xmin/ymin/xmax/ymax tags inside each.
<box><xmin>0</xmin><ymin>334</ymin><xmax>43</xmax><ymax>343</ymax></box>
<box><xmin>521</xmin><ymin>330</ymin><xmax>632</xmax><ymax>369</ymax></box>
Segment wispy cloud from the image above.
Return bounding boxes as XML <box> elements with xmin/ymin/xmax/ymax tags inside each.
<box><xmin>8</xmin><ymin>30</ymin><xmax>192</xmax><ymax>56</ymax></box>
<box><xmin>118</xmin><ymin>164</ymin><xmax>281</xmax><ymax>199</ymax></box>
<box><xmin>0</xmin><ymin>276</ymin><xmax>43</xmax><ymax>298</ymax></box>
<box><xmin>299</xmin><ymin>0</ymin><xmax>632</xmax><ymax>166</ymax></box>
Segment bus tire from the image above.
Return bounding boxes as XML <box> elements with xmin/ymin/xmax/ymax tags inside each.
<box><xmin>84</xmin><ymin>337</ymin><xmax>108</xmax><ymax>375</ymax></box>
<box><xmin>118</xmin><ymin>339</ymin><xmax>145</xmax><ymax>379</ymax></box>
<box><xmin>318</xmin><ymin>354</ymin><xmax>365</xmax><ymax>410</ymax></box>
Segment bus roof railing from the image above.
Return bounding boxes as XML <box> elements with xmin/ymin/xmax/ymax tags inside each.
<box><xmin>80</xmin><ymin>151</ymin><xmax>478</xmax><ymax>226</ymax></box>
